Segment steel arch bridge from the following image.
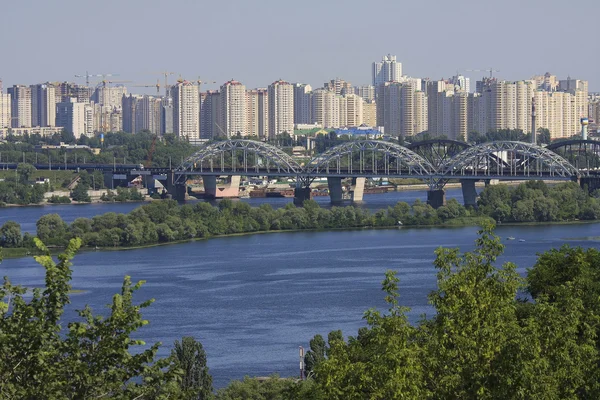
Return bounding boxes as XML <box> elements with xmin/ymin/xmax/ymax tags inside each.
<box><xmin>406</xmin><ymin>139</ymin><xmax>472</xmax><ymax>171</ymax></box>
<box><xmin>439</xmin><ymin>141</ymin><xmax>579</xmax><ymax>179</ymax></box>
<box><xmin>176</xmin><ymin>140</ymin><xmax>303</xmax><ymax>183</ymax></box>
<box><xmin>303</xmin><ymin>140</ymin><xmax>436</xmax><ymax>177</ymax></box>
<box><xmin>546</xmin><ymin>140</ymin><xmax>600</xmax><ymax>174</ymax></box>
<box><xmin>175</xmin><ymin>139</ymin><xmax>581</xmax><ymax>187</ymax></box>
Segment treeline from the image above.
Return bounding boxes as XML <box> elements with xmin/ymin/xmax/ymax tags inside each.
<box><xmin>0</xmin><ymin>198</ymin><xmax>487</xmax><ymax>250</ymax></box>
<box><xmin>1</xmin><ymin>131</ymin><xmax>196</xmax><ymax>168</ymax></box>
<box><xmin>2</xmin><ymin>180</ymin><xmax>600</xmax><ymax>249</ymax></box>
<box><xmin>478</xmin><ymin>180</ymin><xmax>600</xmax><ymax>222</ymax></box>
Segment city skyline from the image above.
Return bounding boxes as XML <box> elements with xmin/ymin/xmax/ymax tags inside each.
<box><xmin>1</xmin><ymin>0</ymin><xmax>598</xmax><ymax>92</ymax></box>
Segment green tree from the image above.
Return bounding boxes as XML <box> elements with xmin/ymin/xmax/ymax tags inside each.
<box><xmin>36</xmin><ymin>213</ymin><xmax>70</xmax><ymax>246</ymax></box>
<box><xmin>71</xmin><ymin>182</ymin><xmax>91</xmax><ymax>202</ymax></box>
<box><xmin>172</xmin><ymin>337</ymin><xmax>213</xmax><ymax>399</ymax></box>
<box><xmin>16</xmin><ymin>162</ymin><xmax>36</xmax><ymax>183</ymax></box>
<box><xmin>0</xmin><ymin>238</ymin><xmax>185</xmax><ymax>398</ymax></box>
<box><xmin>0</xmin><ymin>221</ymin><xmax>22</xmax><ymax>248</ymax></box>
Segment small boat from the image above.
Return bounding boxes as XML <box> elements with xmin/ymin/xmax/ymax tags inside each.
<box><xmin>518</xmin><ymin>239</ymin><xmax>526</xmax><ymax>242</ymax></box>
<box><xmin>506</xmin><ymin>236</ymin><xmax>516</xmax><ymax>240</ymax></box>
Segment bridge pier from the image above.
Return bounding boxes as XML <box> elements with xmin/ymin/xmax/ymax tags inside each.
<box><xmin>427</xmin><ymin>189</ymin><xmax>446</xmax><ymax>209</ymax></box>
<box><xmin>327</xmin><ymin>177</ymin><xmax>344</xmax><ymax>204</ymax></box>
<box><xmin>165</xmin><ymin>170</ymin><xmax>187</xmax><ymax>201</ymax></box>
<box><xmin>460</xmin><ymin>180</ymin><xmax>478</xmax><ymax>208</ymax></box>
<box><xmin>349</xmin><ymin>177</ymin><xmax>365</xmax><ymax>202</ymax></box>
<box><xmin>203</xmin><ymin>175</ymin><xmax>241</xmax><ymax>198</ymax></box>
<box><xmin>293</xmin><ymin>187</ymin><xmax>312</xmax><ymax>206</ymax></box>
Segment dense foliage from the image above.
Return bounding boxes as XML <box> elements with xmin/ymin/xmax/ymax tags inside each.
<box><xmin>1</xmin><ymin>131</ymin><xmax>197</xmax><ymax>168</ymax></box>
<box><xmin>478</xmin><ymin>180</ymin><xmax>600</xmax><ymax>222</ymax></box>
<box><xmin>0</xmin><ymin>239</ymin><xmax>211</xmax><ymax>399</ymax></box>
<box><xmin>0</xmin><ymin>198</ymin><xmax>488</xmax><ymax>250</ymax></box>
<box><xmin>301</xmin><ymin>224</ymin><xmax>600</xmax><ymax>399</ymax></box>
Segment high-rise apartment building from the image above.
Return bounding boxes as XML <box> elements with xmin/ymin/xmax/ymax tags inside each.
<box><xmin>268</xmin><ymin>80</ymin><xmax>294</xmax><ymax>138</ymax></box>
<box><xmin>532</xmin><ymin>72</ymin><xmax>559</xmax><ymax>91</ymax></box>
<box><xmin>324</xmin><ymin>78</ymin><xmax>353</xmax><ymax>96</ymax></box>
<box><xmin>362</xmin><ymin>101</ymin><xmax>377</xmax><ymax>127</ymax></box>
<box><xmin>220</xmin><ymin>80</ymin><xmax>247</xmax><ymax>137</ymax></box>
<box><xmin>56</xmin><ymin>98</ymin><xmax>86</xmax><ymax>137</ymax></box>
<box><xmin>7</xmin><ymin>85</ymin><xmax>32</xmax><ymax>128</ymax></box>
<box><xmin>534</xmin><ymin>89</ymin><xmax>589</xmax><ymax>140</ymax></box>
<box><xmin>372</xmin><ymin>54</ymin><xmax>402</xmax><ymax>87</ymax></box>
<box><xmin>171</xmin><ymin>81</ymin><xmax>200</xmax><ymax>140</ymax></box>
<box><xmin>123</xmin><ymin>94</ymin><xmax>163</xmax><ymax>135</ymax></box>
<box><xmin>162</xmin><ymin>97</ymin><xmax>174</xmax><ymax>135</ymax></box>
<box><xmin>449</xmin><ymin>75</ymin><xmax>471</xmax><ymax>93</ymax></box>
<box><xmin>377</xmin><ymin>81</ymin><xmax>427</xmax><ymax>137</ymax></box>
<box><xmin>472</xmin><ymin>79</ymin><xmax>534</xmax><ymax>135</ymax></box>
<box><xmin>31</xmin><ymin>84</ymin><xmax>56</xmax><ymax>127</ymax></box>
<box><xmin>342</xmin><ymin>94</ymin><xmax>364</xmax><ymax>127</ymax></box>
<box><xmin>200</xmin><ymin>90</ymin><xmax>220</xmax><ymax>138</ymax></box>
<box><xmin>0</xmin><ymin>92</ymin><xmax>11</xmax><ymax>129</ymax></box>
<box><xmin>356</xmin><ymin>85</ymin><xmax>375</xmax><ymax>102</ymax></box>
<box><xmin>93</xmin><ymin>85</ymin><xmax>127</xmax><ymax>110</ymax></box>
<box><xmin>293</xmin><ymin>83</ymin><xmax>312</xmax><ymax>124</ymax></box>
<box><xmin>246</xmin><ymin>89</ymin><xmax>268</xmax><ymax>138</ymax></box>
<box><xmin>312</xmin><ymin>89</ymin><xmax>340</xmax><ymax>128</ymax></box>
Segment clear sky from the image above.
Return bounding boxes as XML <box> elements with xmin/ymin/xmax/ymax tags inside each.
<box><xmin>2</xmin><ymin>0</ymin><xmax>598</xmax><ymax>92</ymax></box>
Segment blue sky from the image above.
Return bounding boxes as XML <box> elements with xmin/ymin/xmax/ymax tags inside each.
<box><xmin>2</xmin><ymin>0</ymin><xmax>598</xmax><ymax>91</ymax></box>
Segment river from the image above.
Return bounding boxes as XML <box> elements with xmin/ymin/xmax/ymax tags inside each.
<box><xmin>2</xmin><ymin>221</ymin><xmax>600</xmax><ymax>388</ymax></box>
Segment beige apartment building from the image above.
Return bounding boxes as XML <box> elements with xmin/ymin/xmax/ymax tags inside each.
<box><xmin>268</xmin><ymin>80</ymin><xmax>294</xmax><ymax>138</ymax></box>
<box><xmin>172</xmin><ymin>81</ymin><xmax>200</xmax><ymax>140</ymax></box>
<box><xmin>8</xmin><ymin>85</ymin><xmax>32</xmax><ymax>128</ymax></box>
<box><xmin>362</xmin><ymin>101</ymin><xmax>377</xmax><ymax>127</ymax></box>
<box><xmin>220</xmin><ymin>80</ymin><xmax>247</xmax><ymax>137</ymax></box>
<box><xmin>312</xmin><ymin>89</ymin><xmax>339</xmax><ymax>128</ymax></box>
<box><xmin>246</xmin><ymin>89</ymin><xmax>268</xmax><ymax>138</ymax></box>
<box><xmin>377</xmin><ymin>81</ymin><xmax>427</xmax><ymax>137</ymax></box>
<box><xmin>0</xmin><ymin>93</ymin><xmax>10</xmax><ymax>128</ymax></box>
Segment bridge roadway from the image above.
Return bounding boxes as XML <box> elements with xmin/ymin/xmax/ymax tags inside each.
<box><xmin>4</xmin><ymin>139</ymin><xmax>600</xmax><ymax>207</ymax></box>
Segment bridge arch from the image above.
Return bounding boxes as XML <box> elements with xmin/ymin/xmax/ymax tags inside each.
<box><xmin>546</xmin><ymin>139</ymin><xmax>600</xmax><ymax>173</ymax></box>
<box><xmin>441</xmin><ymin>141</ymin><xmax>579</xmax><ymax>178</ymax></box>
<box><xmin>406</xmin><ymin>139</ymin><xmax>471</xmax><ymax>170</ymax></box>
<box><xmin>304</xmin><ymin>140</ymin><xmax>436</xmax><ymax>176</ymax></box>
<box><xmin>177</xmin><ymin>140</ymin><xmax>303</xmax><ymax>175</ymax></box>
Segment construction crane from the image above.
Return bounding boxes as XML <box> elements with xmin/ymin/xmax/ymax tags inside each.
<box><xmin>197</xmin><ymin>77</ymin><xmax>217</xmax><ymax>92</ymax></box>
<box><xmin>466</xmin><ymin>68</ymin><xmax>500</xmax><ymax>79</ymax></box>
<box><xmin>75</xmin><ymin>72</ymin><xmax>119</xmax><ymax>86</ymax></box>
<box><xmin>147</xmin><ymin>71</ymin><xmax>176</xmax><ymax>97</ymax></box>
<box><xmin>131</xmin><ymin>80</ymin><xmax>161</xmax><ymax>94</ymax></box>
<box><xmin>95</xmin><ymin>80</ymin><xmax>132</xmax><ymax>89</ymax></box>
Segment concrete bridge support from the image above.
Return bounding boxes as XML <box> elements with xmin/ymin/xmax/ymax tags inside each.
<box><xmin>165</xmin><ymin>170</ymin><xmax>187</xmax><ymax>201</ymax></box>
<box><xmin>427</xmin><ymin>189</ymin><xmax>446</xmax><ymax>209</ymax></box>
<box><xmin>203</xmin><ymin>175</ymin><xmax>241</xmax><ymax>198</ymax></box>
<box><xmin>349</xmin><ymin>177</ymin><xmax>366</xmax><ymax>202</ymax></box>
<box><xmin>460</xmin><ymin>180</ymin><xmax>478</xmax><ymax>208</ymax></box>
<box><xmin>293</xmin><ymin>187</ymin><xmax>312</xmax><ymax>206</ymax></box>
<box><xmin>327</xmin><ymin>177</ymin><xmax>344</xmax><ymax>204</ymax></box>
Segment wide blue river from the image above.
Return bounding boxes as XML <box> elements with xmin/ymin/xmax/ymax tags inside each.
<box><xmin>2</xmin><ymin>190</ymin><xmax>600</xmax><ymax>388</ymax></box>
